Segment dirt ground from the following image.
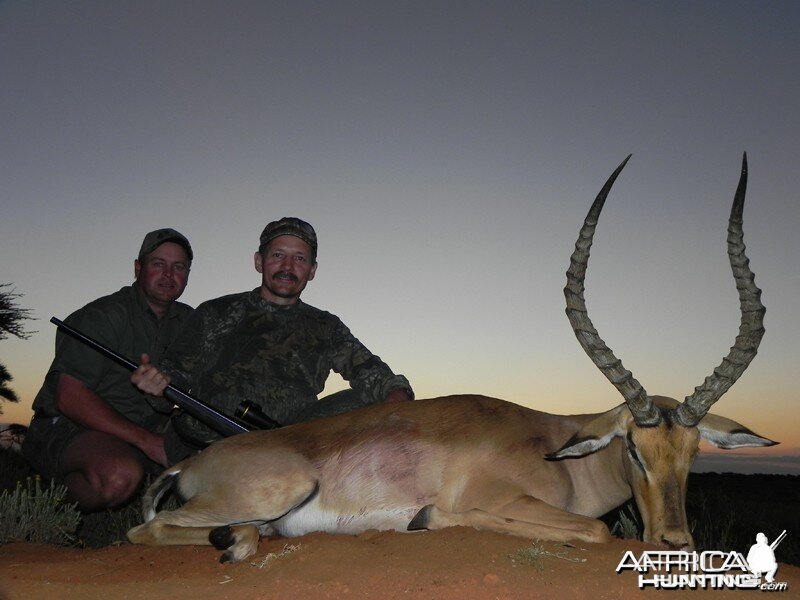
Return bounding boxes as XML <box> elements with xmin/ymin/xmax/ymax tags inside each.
<box><xmin>1</xmin><ymin>528</ymin><xmax>797</xmax><ymax>599</ymax></box>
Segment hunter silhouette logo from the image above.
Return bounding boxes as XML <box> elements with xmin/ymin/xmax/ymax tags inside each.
<box><xmin>747</xmin><ymin>530</ymin><xmax>786</xmax><ymax>586</ymax></box>
<box><xmin>616</xmin><ymin>530</ymin><xmax>789</xmax><ymax>591</ymax></box>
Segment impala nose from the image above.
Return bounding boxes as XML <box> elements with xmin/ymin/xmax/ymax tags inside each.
<box><xmin>662</xmin><ymin>530</ymin><xmax>693</xmax><ymax>550</ymax></box>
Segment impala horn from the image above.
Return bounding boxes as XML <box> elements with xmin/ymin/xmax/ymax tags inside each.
<box><xmin>675</xmin><ymin>153</ymin><xmax>765</xmax><ymax>426</ymax></box>
<box><xmin>564</xmin><ymin>155</ymin><xmax>661</xmax><ymax>427</ymax></box>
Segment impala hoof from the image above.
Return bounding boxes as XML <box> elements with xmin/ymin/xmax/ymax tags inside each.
<box><xmin>209</xmin><ymin>525</ymin><xmax>235</xmax><ymax>550</ymax></box>
<box><xmin>209</xmin><ymin>524</ymin><xmax>260</xmax><ymax>563</ymax></box>
<box><xmin>407</xmin><ymin>505</ymin><xmax>432</xmax><ymax>531</ymax></box>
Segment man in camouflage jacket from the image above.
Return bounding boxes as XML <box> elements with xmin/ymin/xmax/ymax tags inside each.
<box><xmin>133</xmin><ymin>217</ymin><xmax>413</xmax><ymax>463</ymax></box>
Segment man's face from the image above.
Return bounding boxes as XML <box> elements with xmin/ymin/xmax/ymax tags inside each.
<box><xmin>254</xmin><ymin>235</ymin><xmax>317</xmax><ymax>305</ymax></box>
<box><xmin>134</xmin><ymin>241</ymin><xmax>191</xmax><ymax>314</ymax></box>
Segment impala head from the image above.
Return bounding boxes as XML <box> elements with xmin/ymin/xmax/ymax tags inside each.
<box><xmin>549</xmin><ymin>154</ymin><xmax>776</xmax><ymax>549</ymax></box>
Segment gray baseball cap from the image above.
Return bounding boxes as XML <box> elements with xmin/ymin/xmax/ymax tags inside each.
<box><xmin>138</xmin><ymin>228</ymin><xmax>193</xmax><ymax>261</ymax></box>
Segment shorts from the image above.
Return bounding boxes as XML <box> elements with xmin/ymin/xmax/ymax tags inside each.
<box><xmin>21</xmin><ymin>414</ymin><xmax>161</xmax><ymax>482</ymax></box>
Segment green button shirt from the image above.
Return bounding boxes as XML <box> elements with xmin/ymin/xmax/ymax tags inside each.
<box><xmin>32</xmin><ymin>284</ymin><xmax>193</xmax><ymax>429</ymax></box>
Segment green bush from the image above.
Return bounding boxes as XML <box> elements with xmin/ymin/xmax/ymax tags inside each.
<box><xmin>0</xmin><ymin>476</ymin><xmax>81</xmax><ymax>545</ymax></box>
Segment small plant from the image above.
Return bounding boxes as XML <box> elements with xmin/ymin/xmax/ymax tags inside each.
<box><xmin>611</xmin><ymin>503</ymin><xmax>641</xmax><ymax>540</ymax></box>
<box><xmin>250</xmin><ymin>543</ymin><xmax>301</xmax><ymax>569</ymax></box>
<box><xmin>509</xmin><ymin>540</ymin><xmax>587</xmax><ymax>570</ymax></box>
<box><xmin>0</xmin><ymin>476</ymin><xmax>80</xmax><ymax>545</ymax></box>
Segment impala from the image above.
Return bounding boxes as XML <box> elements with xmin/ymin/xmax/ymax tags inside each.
<box><xmin>128</xmin><ymin>154</ymin><xmax>775</xmax><ymax>562</ymax></box>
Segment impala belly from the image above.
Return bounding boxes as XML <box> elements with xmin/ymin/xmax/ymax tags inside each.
<box><xmin>275</xmin><ymin>498</ymin><xmax>422</xmax><ymax>536</ymax></box>
<box><xmin>273</xmin><ymin>430</ymin><xmax>446</xmax><ymax>536</ymax></box>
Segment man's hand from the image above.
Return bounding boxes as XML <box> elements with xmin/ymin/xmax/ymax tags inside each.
<box><xmin>131</xmin><ymin>353</ymin><xmax>171</xmax><ymax>397</ymax></box>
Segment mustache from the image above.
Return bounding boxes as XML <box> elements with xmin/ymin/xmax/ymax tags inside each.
<box><xmin>272</xmin><ymin>271</ymin><xmax>299</xmax><ymax>283</ymax></box>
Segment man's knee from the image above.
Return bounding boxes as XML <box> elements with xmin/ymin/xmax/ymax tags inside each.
<box><xmin>62</xmin><ymin>432</ymin><xmax>149</xmax><ymax>508</ymax></box>
<box><xmin>94</xmin><ymin>458</ymin><xmax>145</xmax><ymax>502</ymax></box>
<box><xmin>68</xmin><ymin>455</ymin><xmax>145</xmax><ymax>507</ymax></box>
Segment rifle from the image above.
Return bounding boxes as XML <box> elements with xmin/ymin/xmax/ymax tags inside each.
<box><xmin>771</xmin><ymin>530</ymin><xmax>787</xmax><ymax>552</ymax></box>
<box><xmin>50</xmin><ymin>317</ymin><xmax>280</xmax><ymax>437</ymax></box>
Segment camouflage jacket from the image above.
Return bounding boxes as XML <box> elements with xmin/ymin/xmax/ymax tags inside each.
<box><xmin>159</xmin><ymin>289</ymin><xmax>412</xmax><ymax>443</ymax></box>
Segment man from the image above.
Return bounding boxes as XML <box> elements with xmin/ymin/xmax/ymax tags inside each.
<box><xmin>133</xmin><ymin>217</ymin><xmax>412</xmax><ymax>462</ymax></box>
<box><xmin>747</xmin><ymin>532</ymin><xmax>779</xmax><ymax>583</ymax></box>
<box><xmin>22</xmin><ymin>229</ymin><xmax>194</xmax><ymax>511</ymax></box>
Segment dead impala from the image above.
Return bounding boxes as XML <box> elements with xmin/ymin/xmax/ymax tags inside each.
<box><xmin>128</xmin><ymin>154</ymin><xmax>775</xmax><ymax>562</ymax></box>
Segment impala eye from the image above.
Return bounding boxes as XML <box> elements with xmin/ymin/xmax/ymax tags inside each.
<box><xmin>626</xmin><ymin>434</ymin><xmax>646</xmax><ymax>473</ymax></box>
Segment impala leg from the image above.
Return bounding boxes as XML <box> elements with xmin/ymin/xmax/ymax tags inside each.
<box><xmin>127</xmin><ymin>492</ymin><xmax>253</xmax><ymax>547</ymax></box>
<box><xmin>128</xmin><ymin>508</ymin><xmax>224</xmax><ymax>547</ymax></box>
<box><xmin>493</xmin><ymin>495</ymin><xmax>611</xmax><ymax>543</ymax></box>
<box><xmin>127</xmin><ymin>471</ymin><xmax>319</xmax><ymax>563</ymax></box>
<box><xmin>410</xmin><ymin>496</ymin><xmax>610</xmax><ymax>544</ymax></box>
<box><xmin>129</xmin><ymin>518</ymin><xmax>262</xmax><ymax>563</ymax></box>
<box><xmin>128</xmin><ymin>520</ymin><xmax>220</xmax><ymax>546</ymax></box>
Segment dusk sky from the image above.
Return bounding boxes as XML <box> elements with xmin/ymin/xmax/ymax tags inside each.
<box><xmin>2</xmin><ymin>1</ymin><xmax>798</xmax><ymax>473</ymax></box>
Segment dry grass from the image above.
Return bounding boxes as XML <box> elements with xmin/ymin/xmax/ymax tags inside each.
<box><xmin>509</xmin><ymin>540</ymin><xmax>587</xmax><ymax>569</ymax></box>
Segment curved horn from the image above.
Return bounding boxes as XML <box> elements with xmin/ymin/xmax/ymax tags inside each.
<box><xmin>564</xmin><ymin>155</ymin><xmax>661</xmax><ymax>427</ymax></box>
<box><xmin>675</xmin><ymin>153</ymin><xmax>766</xmax><ymax>426</ymax></box>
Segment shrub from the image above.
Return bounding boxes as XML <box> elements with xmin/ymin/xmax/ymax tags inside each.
<box><xmin>610</xmin><ymin>503</ymin><xmax>640</xmax><ymax>540</ymax></box>
<box><xmin>0</xmin><ymin>476</ymin><xmax>80</xmax><ymax>545</ymax></box>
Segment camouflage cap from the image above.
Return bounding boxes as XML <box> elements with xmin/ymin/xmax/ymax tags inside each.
<box><xmin>259</xmin><ymin>217</ymin><xmax>318</xmax><ymax>257</ymax></box>
<box><xmin>138</xmin><ymin>228</ymin><xmax>193</xmax><ymax>262</ymax></box>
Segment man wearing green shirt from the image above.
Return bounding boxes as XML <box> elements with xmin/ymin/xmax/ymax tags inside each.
<box><xmin>22</xmin><ymin>229</ymin><xmax>194</xmax><ymax>510</ymax></box>
<box><xmin>133</xmin><ymin>218</ymin><xmax>413</xmax><ymax>462</ymax></box>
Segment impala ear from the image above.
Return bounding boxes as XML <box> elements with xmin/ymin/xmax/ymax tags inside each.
<box><xmin>697</xmin><ymin>413</ymin><xmax>779</xmax><ymax>449</ymax></box>
<box><xmin>546</xmin><ymin>404</ymin><xmax>630</xmax><ymax>460</ymax></box>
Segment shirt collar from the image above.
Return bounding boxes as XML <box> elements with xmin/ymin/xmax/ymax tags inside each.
<box><xmin>131</xmin><ymin>282</ymin><xmax>183</xmax><ymax>321</ymax></box>
<box><xmin>248</xmin><ymin>288</ymin><xmax>302</xmax><ymax>312</ymax></box>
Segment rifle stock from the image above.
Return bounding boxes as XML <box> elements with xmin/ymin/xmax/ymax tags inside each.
<box><xmin>50</xmin><ymin>317</ymin><xmax>250</xmax><ymax>437</ymax></box>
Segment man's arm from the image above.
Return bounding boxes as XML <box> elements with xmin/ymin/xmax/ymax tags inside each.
<box><xmin>55</xmin><ymin>373</ymin><xmax>168</xmax><ymax>467</ymax></box>
<box><xmin>384</xmin><ymin>388</ymin><xmax>413</xmax><ymax>403</ymax></box>
<box><xmin>330</xmin><ymin>317</ymin><xmax>414</xmax><ymax>405</ymax></box>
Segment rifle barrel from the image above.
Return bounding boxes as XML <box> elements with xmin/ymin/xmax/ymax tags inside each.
<box><xmin>770</xmin><ymin>530</ymin><xmax>787</xmax><ymax>551</ymax></box>
<box><xmin>50</xmin><ymin>317</ymin><xmax>249</xmax><ymax>437</ymax></box>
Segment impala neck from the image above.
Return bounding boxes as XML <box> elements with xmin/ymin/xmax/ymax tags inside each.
<box><xmin>564</xmin><ymin>433</ymin><xmax>633</xmax><ymax>518</ymax></box>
